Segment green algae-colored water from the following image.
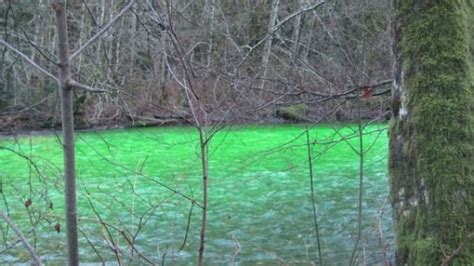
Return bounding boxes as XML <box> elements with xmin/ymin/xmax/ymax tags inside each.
<box><xmin>0</xmin><ymin>124</ymin><xmax>393</xmax><ymax>264</ymax></box>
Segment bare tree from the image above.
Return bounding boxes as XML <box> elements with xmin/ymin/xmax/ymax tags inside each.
<box><xmin>51</xmin><ymin>2</ymin><xmax>80</xmax><ymax>263</ymax></box>
<box><xmin>1</xmin><ymin>0</ymin><xmax>135</xmax><ymax>263</ymax></box>
<box><xmin>1</xmin><ymin>0</ymin><xmax>397</xmax><ymax>264</ymax></box>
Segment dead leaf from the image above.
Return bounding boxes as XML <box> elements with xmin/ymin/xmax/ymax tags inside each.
<box><xmin>24</xmin><ymin>199</ymin><xmax>32</xmax><ymax>208</ymax></box>
<box><xmin>54</xmin><ymin>223</ymin><xmax>60</xmax><ymax>233</ymax></box>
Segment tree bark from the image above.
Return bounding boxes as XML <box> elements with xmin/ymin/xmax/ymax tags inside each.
<box><xmin>258</xmin><ymin>0</ymin><xmax>279</xmax><ymax>90</ymax></box>
<box><xmin>206</xmin><ymin>0</ymin><xmax>215</xmax><ymax>68</ymax></box>
<box><xmin>197</xmin><ymin>129</ymin><xmax>208</xmax><ymax>266</ymax></box>
<box><xmin>389</xmin><ymin>1</ymin><xmax>473</xmax><ymax>265</ymax></box>
<box><xmin>53</xmin><ymin>1</ymin><xmax>79</xmax><ymax>265</ymax></box>
<box><xmin>291</xmin><ymin>0</ymin><xmax>305</xmax><ymax>58</ymax></box>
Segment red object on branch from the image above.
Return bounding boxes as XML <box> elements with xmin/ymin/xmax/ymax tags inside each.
<box><xmin>361</xmin><ymin>86</ymin><xmax>373</xmax><ymax>100</ymax></box>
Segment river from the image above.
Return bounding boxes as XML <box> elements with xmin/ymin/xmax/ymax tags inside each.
<box><xmin>0</xmin><ymin>124</ymin><xmax>393</xmax><ymax>264</ymax></box>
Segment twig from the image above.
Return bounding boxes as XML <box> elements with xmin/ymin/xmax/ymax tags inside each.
<box><xmin>80</xmin><ymin>0</ymin><xmax>99</xmax><ymax>26</ymax></box>
<box><xmin>75</xmin><ymin>135</ymin><xmax>202</xmax><ymax>208</ymax></box>
<box><xmin>0</xmin><ymin>96</ymin><xmax>50</xmax><ymax>115</ymax></box>
<box><xmin>129</xmin><ymin>203</ymin><xmax>160</xmax><ymax>262</ymax></box>
<box><xmin>378</xmin><ymin>198</ymin><xmax>389</xmax><ymax>265</ymax></box>
<box><xmin>441</xmin><ymin>232</ymin><xmax>474</xmax><ymax>266</ymax></box>
<box><xmin>305</xmin><ymin>128</ymin><xmax>323</xmax><ymax>265</ymax></box>
<box><xmin>0</xmin><ymin>210</ymin><xmax>42</xmax><ymax>265</ymax></box>
<box><xmin>231</xmin><ymin>233</ymin><xmax>241</xmax><ymax>264</ymax></box>
<box><xmin>0</xmin><ymin>226</ymin><xmax>36</xmax><ymax>254</ymax></box>
<box><xmin>85</xmin><ymin>194</ymin><xmax>122</xmax><ymax>265</ymax></box>
<box><xmin>0</xmin><ymin>146</ymin><xmax>47</xmax><ymax>182</ymax></box>
<box><xmin>178</xmin><ymin>201</ymin><xmax>195</xmax><ymax>251</ymax></box>
<box><xmin>69</xmin><ymin>0</ymin><xmax>136</xmax><ymax>61</ymax></box>
<box><xmin>19</xmin><ymin>28</ymin><xmax>58</xmax><ymax>65</ymax></box>
<box><xmin>239</xmin><ymin>1</ymin><xmax>327</xmax><ymax>67</ymax></box>
<box><xmin>79</xmin><ymin>228</ymin><xmax>106</xmax><ymax>264</ymax></box>
<box><xmin>0</xmin><ymin>38</ymin><xmax>58</xmax><ymax>82</ymax></box>
<box><xmin>350</xmin><ymin>98</ymin><xmax>365</xmax><ymax>265</ymax></box>
<box><xmin>119</xmin><ymin>229</ymin><xmax>154</xmax><ymax>265</ymax></box>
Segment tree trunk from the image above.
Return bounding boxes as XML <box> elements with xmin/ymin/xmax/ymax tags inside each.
<box><xmin>197</xmin><ymin>128</ymin><xmax>209</xmax><ymax>266</ymax></box>
<box><xmin>389</xmin><ymin>1</ymin><xmax>473</xmax><ymax>265</ymax></box>
<box><xmin>53</xmin><ymin>1</ymin><xmax>79</xmax><ymax>265</ymax></box>
<box><xmin>291</xmin><ymin>0</ymin><xmax>304</xmax><ymax>58</ymax></box>
<box><xmin>206</xmin><ymin>0</ymin><xmax>215</xmax><ymax>68</ymax></box>
<box><xmin>258</xmin><ymin>0</ymin><xmax>279</xmax><ymax>90</ymax></box>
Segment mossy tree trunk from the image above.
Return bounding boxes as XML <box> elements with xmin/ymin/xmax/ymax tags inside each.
<box><xmin>389</xmin><ymin>1</ymin><xmax>473</xmax><ymax>265</ymax></box>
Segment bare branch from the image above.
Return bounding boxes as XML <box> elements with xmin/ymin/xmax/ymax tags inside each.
<box><xmin>67</xmin><ymin>79</ymin><xmax>109</xmax><ymax>93</ymax></box>
<box><xmin>0</xmin><ymin>38</ymin><xmax>58</xmax><ymax>82</ymax></box>
<box><xmin>0</xmin><ymin>210</ymin><xmax>42</xmax><ymax>266</ymax></box>
<box><xmin>178</xmin><ymin>201</ymin><xmax>195</xmax><ymax>252</ymax></box>
<box><xmin>239</xmin><ymin>1</ymin><xmax>327</xmax><ymax>66</ymax></box>
<box><xmin>79</xmin><ymin>228</ymin><xmax>105</xmax><ymax>264</ymax></box>
<box><xmin>305</xmin><ymin>128</ymin><xmax>323</xmax><ymax>265</ymax></box>
<box><xmin>19</xmin><ymin>28</ymin><xmax>58</xmax><ymax>65</ymax></box>
<box><xmin>69</xmin><ymin>0</ymin><xmax>136</xmax><ymax>61</ymax></box>
<box><xmin>0</xmin><ymin>96</ymin><xmax>50</xmax><ymax>115</ymax></box>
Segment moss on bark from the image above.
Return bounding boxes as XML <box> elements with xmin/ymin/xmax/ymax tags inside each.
<box><xmin>389</xmin><ymin>1</ymin><xmax>473</xmax><ymax>265</ymax></box>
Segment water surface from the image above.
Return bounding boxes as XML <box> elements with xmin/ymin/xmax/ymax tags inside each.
<box><xmin>0</xmin><ymin>124</ymin><xmax>392</xmax><ymax>264</ymax></box>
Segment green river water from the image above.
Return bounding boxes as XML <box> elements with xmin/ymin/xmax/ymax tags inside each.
<box><xmin>0</xmin><ymin>124</ymin><xmax>393</xmax><ymax>265</ymax></box>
